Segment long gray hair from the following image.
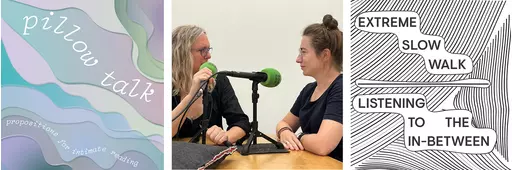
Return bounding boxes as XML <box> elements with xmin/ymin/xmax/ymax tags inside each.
<box><xmin>172</xmin><ymin>25</ymin><xmax>206</xmax><ymax>96</ymax></box>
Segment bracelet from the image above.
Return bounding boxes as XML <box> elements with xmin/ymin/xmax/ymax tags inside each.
<box><xmin>297</xmin><ymin>132</ymin><xmax>305</xmax><ymax>141</ymax></box>
<box><xmin>277</xmin><ymin>127</ymin><xmax>292</xmax><ymax>139</ymax></box>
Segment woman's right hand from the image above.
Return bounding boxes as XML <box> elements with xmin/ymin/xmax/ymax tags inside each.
<box><xmin>189</xmin><ymin>67</ymin><xmax>213</xmax><ymax>96</ymax></box>
<box><xmin>182</xmin><ymin>68</ymin><xmax>213</xmax><ymax>120</ymax></box>
<box><xmin>280</xmin><ymin>130</ymin><xmax>304</xmax><ymax>151</ymax></box>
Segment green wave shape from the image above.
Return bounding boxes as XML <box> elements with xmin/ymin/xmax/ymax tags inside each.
<box><xmin>115</xmin><ymin>0</ymin><xmax>164</xmax><ymax>81</ymax></box>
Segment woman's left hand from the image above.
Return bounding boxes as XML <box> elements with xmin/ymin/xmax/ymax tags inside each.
<box><xmin>206</xmin><ymin>125</ymin><xmax>229</xmax><ymax>145</ymax></box>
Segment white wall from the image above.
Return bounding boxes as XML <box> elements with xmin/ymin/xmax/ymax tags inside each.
<box><xmin>172</xmin><ymin>0</ymin><xmax>343</xmax><ymax>135</ymax></box>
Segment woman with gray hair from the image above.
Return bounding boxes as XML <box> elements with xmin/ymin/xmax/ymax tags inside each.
<box><xmin>171</xmin><ymin>25</ymin><xmax>250</xmax><ymax>145</ymax></box>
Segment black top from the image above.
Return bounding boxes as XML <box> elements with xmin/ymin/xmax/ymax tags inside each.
<box><xmin>291</xmin><ymin>74</ymin><xmax>343</xmax><ymax>162</ymax></box>
<box><xmin>172</xmin><ymin>74</ymin><xmax>251</xmax><ymax>142</ymax></box>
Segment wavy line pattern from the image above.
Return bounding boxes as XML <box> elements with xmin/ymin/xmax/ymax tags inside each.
<box><xmin>1</xmin><ymin>46</ymin><xmax>133</xmax><ymax>133</ymax></box>
<box><xmin>356</xmin><ymin>136</ymin><xmax>509</xmax><ymax>169</ymax></box>
<box><xmin>15</xmin><ymin>0</ymin><xmax>130</xmax><ymax>35</ymax></box>
<box><xmin>2</xmin><ymin>136</ymin><xmax>73</xmax><ymax>170</ymax></box>
<box><xmin>1</xmin><ymin>20</ymin><xmax>163</xmax><ymax>137</ymax></box>
<box><xmin>115</xmin><ymin>0</ymin><xmax>164</xmax><ymax>81</ymax></box>
<box><xmin>2</xmin><ymin>0</ymin><xmax>164</xmax><ymax>169</ymax></box>
<box><xmin>356</xmin><ymin>11</ymin><xmax>473</xmax><ymax>75</ymax></box>
<box><xmin>135</xmin><ymin>0</ymin><xmax>164</xmax><ymax>63</ymax></box>
<box><xmin>2</xmin><ymin>0</ymin><xmax>165</xmax><ymax>126</ymax></box>
<box><xmin>454</xmin><ymin>15</ymin><xmax>511</xmax><ymax>161</ymax></box>
<box><xmin>3</xmin><ymin>113</ymin><xmax>162</xmax><ymax>169</ymax></box>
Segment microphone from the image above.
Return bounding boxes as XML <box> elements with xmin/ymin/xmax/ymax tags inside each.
<box><xmin>200</xmin><ymin>62</ymin><xmax>218</xmax><ymax>78</ymax></box>
<box><xmin>199</xmin><ymin>62</ymin><xmax>218</xmax><ymax>93</ymax></box>
<box><xmin>200</xmin><ymin>62</ymin><xmax>281</xmax><ymax>87</ymax></box>
<box><xmin>220</xmin><ymin>68</ymin><xmax>281</xmax><ymax>87</ymax></box>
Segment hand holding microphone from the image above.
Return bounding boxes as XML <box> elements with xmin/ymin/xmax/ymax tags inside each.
<box><xmin>173</xmin><ymin>62</ymin><xmax>217</xmax><ymax>122</ymax></box>
<box><xmin>189</xmin><ymin>62</ymin><xmax>218</xmax><ymax>97</ymax></box>
<box><xmin>186</xmin><ymin>67</ymin><xmax>214</xmax><ymax>120</ymax></box>
<box><xmin>191</xmin><ymin>68</ymin><xmax>213</xmax><ymax>92</ymax></box>
<box><xmin>199</xmin><ymin>62</ymin><xmax>218</xmax><ymax>93</ymax></box>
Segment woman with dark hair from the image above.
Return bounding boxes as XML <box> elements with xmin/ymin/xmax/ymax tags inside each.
<box><xmin>275</xmin><ymin>14</ymin><xmax>343</xmax><ymax>162</ymax></box>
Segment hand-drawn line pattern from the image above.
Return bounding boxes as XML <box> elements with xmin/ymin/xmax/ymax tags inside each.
<box><xmin>454</xmin><ymin>15</ymin><xmax>511</xmax><ymax>161</ymax></box>
<box><xmin>351</xmin><ymin>0</ymin><xmax>510</xmax><ymax>169</ymax></box>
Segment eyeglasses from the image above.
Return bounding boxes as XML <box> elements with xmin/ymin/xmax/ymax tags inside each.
<box><xmin>192</xmin><ymin>47</ymin><xmax>213</xmax><ymax>57</ymax></box>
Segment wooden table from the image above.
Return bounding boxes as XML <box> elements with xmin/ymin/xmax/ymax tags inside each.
<box><xmin>174</xmin><ymin>135</ymin><xmax>343</xmax><ymax>169</ymax></box>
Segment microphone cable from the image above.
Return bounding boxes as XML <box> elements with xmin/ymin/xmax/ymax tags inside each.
<box><xmin>173</xmin><ymin>73</ymin><xmax>218</xmax><ymax>136</ymax></box>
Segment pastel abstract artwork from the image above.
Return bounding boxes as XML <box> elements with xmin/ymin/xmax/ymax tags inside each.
<box><xmin>1</xmin><ymin>0</ymin><xmax>164</xmax><ymax>169</ymax></box>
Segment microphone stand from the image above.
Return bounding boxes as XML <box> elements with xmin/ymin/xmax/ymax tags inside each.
<box><xmin>241</xmin><ymin>80</ymin><xmax>288</xmax><ymax>155</ymax></box>
<box><xmin>189</xmin><ymin>82</ymin><xmax>211</xmax><ymax>144</ymax></box>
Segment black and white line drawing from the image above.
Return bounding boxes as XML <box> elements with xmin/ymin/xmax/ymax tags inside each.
<box><xmin>350</xmin><ymin>0</ymin><xmax>512</xmax><ymax>169</ymax></box>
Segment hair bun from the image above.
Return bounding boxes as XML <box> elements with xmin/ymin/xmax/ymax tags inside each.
<box><xmin>322</xmin><ymin>14</ymin><xmax>338</xmax><ymax>30</ymax></box>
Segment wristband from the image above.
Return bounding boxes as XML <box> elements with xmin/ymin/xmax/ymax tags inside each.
<box><xmin>297</xmin><ymin>132</ymin><xmax>305</xmax><ymax>141</ymax></box>
<box><xmin>277</xmin><ymin>127</ymin><xmax>292</xmax><ymax>139</ymax></box>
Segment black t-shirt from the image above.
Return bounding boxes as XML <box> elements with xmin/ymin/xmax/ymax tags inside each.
<box><xmin>291</xmin><ymin>74</ymin><xmax>343</xmax><ymax>162</ymax></box>
<box><xmin>172</xmin><ymin>74</ymin><xmax>251</xmax><ymax>142</ymax></box>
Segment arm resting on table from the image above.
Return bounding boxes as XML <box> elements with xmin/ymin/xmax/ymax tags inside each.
<box><xmin>226</xmin><ymin>126</ymin><xmax>246</xmax><ymax>144</ymax></box>
<box><xmin>217</xmin><ymin>74</ymin><xmax>251</xmax><ymax>142</ymax></box>
<box><xmin>276</xmin><ymin>112</ymin><xmax>301</xmax><ymax>138</ymax></box>
<box><xmin>300</xmin><ymin>120</ymin><xmax>343</xmax><ymax>156</ymax></box>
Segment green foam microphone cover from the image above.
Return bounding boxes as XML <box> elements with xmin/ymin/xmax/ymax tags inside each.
<box><xmin>260</xmin><ymin>68</ymin><xmax>281</xmax><ymax>87</ymax></box>
<box><xmin>200</xmin><ymin>62</ymin><xmax>217</xmax><ymax>78</ymax></box>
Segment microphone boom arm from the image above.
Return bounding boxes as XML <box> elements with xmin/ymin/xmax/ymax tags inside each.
<box><xmin>217</xmin><ymin>71</ymin><xmax>268</xmax><ymax>83</ymax></box>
